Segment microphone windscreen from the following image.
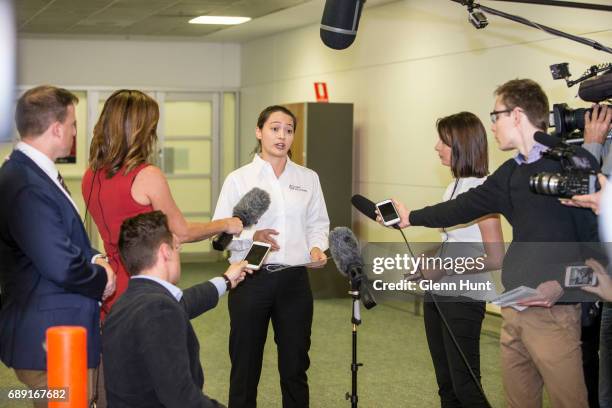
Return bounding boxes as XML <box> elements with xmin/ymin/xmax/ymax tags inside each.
<box><xmin>578</xmin><ymin>73</ymin><xmax>612</xmax><ymax>103</ymax></box>
<box><xmin>233</xmin><ymin>188</ymin><xmax>271</xmax><ymax>227</ymax></box>
<box><xmin>329</xmin><ymin>226</ymin><xmax>364</xmax><ymax>276</ymax></box>
<box><xmin>320</xmin><ymin>0</ymin><xmax>364</xmax><ymax>50</ymax></box>
<box><xmin>534</xmin><ymin>131</ymin><xmax>563</xmax><ymax>148</ymax></box>
<box><xmin>351</xmin><ymin>194</ymin><xmax>377</xmax><ymax>221</ymax></box>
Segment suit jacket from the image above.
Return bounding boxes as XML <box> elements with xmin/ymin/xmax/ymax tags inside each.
<box><xmin>103</xmin><ymin>278</ymin><xmax>224</xmax><ymax>408</ymax></box>
<box><xmin>0</xmin><ymin>150</ymin><xmax>107</xmax><ymax>370</ymax></box>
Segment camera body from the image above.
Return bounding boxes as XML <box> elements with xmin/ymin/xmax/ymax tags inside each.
<box><xmin>549</xmin><ymin>103</ymin><xmax>612</xmax><ymax>138</ymax></box>
<box><xmin>548</xmin><ymin>62</ymin><xmax>612</xmax><ymax>138</ymax></box>
<box><xmin>529</xmin><ymin>143</ymin><xmax>600</xmax><ymax>198</ymax></box>
<box><xmin>529</xmin><ymin>170</ymin><xmax>599</xmax><ymax>198</ymax></box>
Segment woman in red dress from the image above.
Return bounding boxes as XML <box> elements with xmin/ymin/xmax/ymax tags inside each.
<box><xmin>82</xmin><ymin>89</ymin><xmax>242</xmax><ymax>316</ymax></box>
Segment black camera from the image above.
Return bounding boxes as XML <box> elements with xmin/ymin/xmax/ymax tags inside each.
<box><xmin>529</xmin><ymin>171</ymin><xmax>599</xmax><ymax>198</ymax></box>
<box><xmin>549</xmin><ymin>103</ymin><xmax>612</xmax><ymax>139</ymax></box>
<box><xmin>549</xmin><ymin>62</ymin><xmax>612</xmax><ymax>138</ymax></box>
<box><xmin>529</xmin><ymin>142</ymin><xmax>600</xmax><ymax>198</ymax></box>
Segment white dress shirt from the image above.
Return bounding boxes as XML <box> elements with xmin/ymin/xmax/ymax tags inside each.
<box><xmin>15</xmin><ymin>141</ymin><xmax>79</xmax><ymax>212</ymax></box>
<box><xmin>213</xmin><ymin>154</ymin><xmax>330</xmax><ymax>265</ymax></box>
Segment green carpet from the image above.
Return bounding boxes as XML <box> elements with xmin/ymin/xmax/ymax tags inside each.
<box><xmin>0</xmin><ymin>262</ymin><xmax>523</xmax><ymax>407</ymax></box>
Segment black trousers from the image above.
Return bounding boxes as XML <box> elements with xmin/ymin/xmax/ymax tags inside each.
<box><xmin>228</xmin><ymin>266</ymin><xmax>313</xmax><ymax>408</ymax></box>
<box><xmin>581</xmin><ymin>302</ymin><xmax>602</xmax><ymax>408</ymax></box>
<box><xmin>423</xmin><ymin>292</ymin><xmax>487</xmax><ymax>408</ymax></box>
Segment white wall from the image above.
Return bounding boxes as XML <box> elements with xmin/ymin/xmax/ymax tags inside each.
<box><xmin>239</xmin><ymin>0</ymin><xmax>612</xmax><ymax>242</ymax></box>
<box><xmin>18</xmin><ymin>37</ymin><xmax>241</xmax><ymax>89</ymax></box>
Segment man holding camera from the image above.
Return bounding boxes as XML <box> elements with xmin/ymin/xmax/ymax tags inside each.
<box><xmin>388</xmin><ymin>79</ymin><xmax>600</xmax><ymax>408</ymax></box>
<box><xmin>562</xmin><ymin>103</ymin><xmax>612</xmax><ymax>408</ymax></box>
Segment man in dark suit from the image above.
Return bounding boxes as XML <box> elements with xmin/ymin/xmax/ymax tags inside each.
<box><xmin>0</xmin><ymin>85</ymin><xmax>116</xmax><ymax>407</ymax></box>
<box><xmin>103</xmin><ymin>211</ymin><xmax>250</xmax><ymax>408</ymax></box>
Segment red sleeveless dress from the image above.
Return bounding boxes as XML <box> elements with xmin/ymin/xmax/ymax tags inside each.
<box><xmin>82</xmin><ymin>163</ymin><xmax>153</xmax><ymax>318</ymax></box>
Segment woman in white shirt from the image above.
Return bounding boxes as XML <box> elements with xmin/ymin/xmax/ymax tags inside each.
<box><xmin>212</xmin><ymin>105</ymin><xmax>330</xmax><ymax>408</ymax></box>
<box><xmin>422</xmin><ymin>112</ymin><xmax>504</xmax><ymax>408</ymax></box>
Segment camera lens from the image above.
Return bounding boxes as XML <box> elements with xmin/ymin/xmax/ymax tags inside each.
<box><xmin>529</xmin><ymin>173</ymin><xmax>561</xmax><ymax>196</ymax></box>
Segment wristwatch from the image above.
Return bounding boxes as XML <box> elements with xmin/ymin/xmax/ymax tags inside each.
<box><xmin>222</xmin><ymin>275</ymin><xmax>232</xmax><ymax>291</ymax></box>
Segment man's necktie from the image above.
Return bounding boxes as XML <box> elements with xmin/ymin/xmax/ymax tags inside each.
<box><xmin>57</xmin><ymin>172</ymin><xmax>71</xmax><ymax>196</ymax></box>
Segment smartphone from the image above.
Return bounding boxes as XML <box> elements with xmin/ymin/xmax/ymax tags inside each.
<box><xmin>564</xmin><ymin>265</ymin><xmax>597</xmax><ymax>287</ymax></box>
<box><xmin>243</xmin><ymin>241</ymin><xmax>272</xmax><ymax>271</ymax></box>
<box><xmin>376</xmin><ymin>199</ymin><xmax>400</xmax><ymax>226</ymax></box>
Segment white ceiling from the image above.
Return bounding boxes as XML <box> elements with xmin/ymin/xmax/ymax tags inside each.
<box><xmin>16</xmin><ymin>0</ymin><xmax>398</xmax><ymax>42</ymax></box>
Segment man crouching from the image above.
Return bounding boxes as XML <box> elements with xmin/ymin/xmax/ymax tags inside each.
<box><xmin>103</xmin><ymin>210</ymin><xmax>251</xmax><ymax>408</ymax></box>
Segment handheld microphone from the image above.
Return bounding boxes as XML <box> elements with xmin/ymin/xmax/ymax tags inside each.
<box><xmin>329</xmin><ymin>226</ymin><xmax>376</xmax><ymax>309</ymax></box>
<box><xmin>351</xmin><ymin>194</ymin><xmax>400</xmax><ymax>229</ymax></box>
<box><xmin>350</xmin><ymin>194</ymin><xmax>377</xmax><ymax>221</ymax></box>
<box><xmin>212</xmin><ymin>188</ymin><xmax>271</xmax><ymax>251</ymax></box>
<box><xmin>320</xmin><ymin>0</ymin><xmax>365</xmax><ymax>50</ymax></box>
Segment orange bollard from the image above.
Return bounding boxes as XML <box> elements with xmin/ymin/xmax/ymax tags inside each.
<box><xmin>46</xmin><ymin>326</ymin><xmax>88</xmax><ymax>408</ymax></box>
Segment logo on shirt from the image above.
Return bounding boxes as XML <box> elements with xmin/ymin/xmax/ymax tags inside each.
<box><xmin>289</xmin><ymin>184</ymin><xmax>308</xmax><ymax>193</ymax></box>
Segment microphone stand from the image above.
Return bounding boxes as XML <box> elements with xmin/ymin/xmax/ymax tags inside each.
<box><xmin>346</xmin><ymin>271</ymin><xmax>363</xmax><ymax>408</ymax></box>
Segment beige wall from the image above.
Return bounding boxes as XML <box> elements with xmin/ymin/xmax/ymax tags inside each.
<box><xmin>18</xmin><ymin>37</ymin><xmax>240</xmax><ymax>89</ymax></box>
<box><xmin>239</xmin><ymin>0</ymin><xmax>612</xmax><ymax>243</ymax></box>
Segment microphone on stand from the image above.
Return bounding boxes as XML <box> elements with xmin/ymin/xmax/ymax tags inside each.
<box><xmin>329</xmin><ymin>226</ymin><xmax>376</xmax><ymax>309</ymax></box>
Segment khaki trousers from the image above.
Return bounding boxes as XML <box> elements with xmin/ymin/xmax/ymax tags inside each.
<box><xmin>500</xmin><ymin>304</ymin><xmax>588</xmax><ymax>408</ymax></box>
<box><xmin>14</xmin><ymin>362</ymin><xmax>106</xmax><ymax>408</ymax></box>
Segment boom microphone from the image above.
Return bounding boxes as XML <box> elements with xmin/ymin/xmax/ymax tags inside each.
<box><xmin>320</xmin><ymin>0</ymin><xmax>365</xmax><ymax>50</ymax></box>
<box><xmin>578</xmin><ymin>72</ymin><xmax>612</xmax><ymax>103</ymax></box>
<box><xmin>212</xmin><ymin>188</ymin><xmax>271</xmax><ymax>251</ymax></box>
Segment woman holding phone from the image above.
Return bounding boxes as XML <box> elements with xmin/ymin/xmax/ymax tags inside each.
<box><xmin>212</xmin><ymin>105</ymin><xmax>330</xmax><ymax>408</ymax></box>
<box><xmin>381</xmin><ymin>112</ymin><xmax>504</xmax><ymax>407</ymax></box>
<box><xmin>82</xmin><ymin>89</ymin><xmax>244</xmax><ymax>316</ymax></box>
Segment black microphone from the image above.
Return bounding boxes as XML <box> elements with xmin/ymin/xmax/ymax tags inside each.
<box><xmin>351</xmin><ymin>194</ymin><xmax>377</xmax><ymax>221</ymax></box>
<box><xmin>534</xmin><ymin>131</ymin><xmax>564</xmax><ymax>148</ymax></box>
<box><xmin>578</xmin><ymin>72</ymin><xmax>612</xmax><ymax>103</ymax></box>
<box><xmin>320</xmin><ymin>0</ymin><xmax>365</xmax><ymax>50</ymax></box>
<box><xmin>212</xmin><ymin>188</ymin><xmax>271</xmax><ymax>251</ymax></box>
<box><xmin>351</xmin><ymin>194</ymin><xmax>400</xmax><ymax>229</ymax></box>
<box><xmin>329</xmin><ymin>226</ymin><xmax>376</xmax><ymax>309</ymax></box>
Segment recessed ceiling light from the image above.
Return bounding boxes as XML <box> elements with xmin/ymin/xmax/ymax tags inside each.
<box><xmin>188</xmin><ymin>16</ymin><xmax>251</xmax><ymax>25</ymax></box>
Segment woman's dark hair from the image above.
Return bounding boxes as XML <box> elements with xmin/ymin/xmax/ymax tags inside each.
<box><xmin>252</xmin><ymin>105</ymin><xmax>297</xmax><ymax>157</ymax></box>
<box><xmin>436</xmin><ymin>111</ymin><xmax>489</xmax><ymax>178</ymax></box>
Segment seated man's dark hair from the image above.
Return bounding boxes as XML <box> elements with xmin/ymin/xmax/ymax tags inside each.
<box><xmin>118</xmin><ymin>211</ymin><xmax>173</xmax><ymax>276</ymax></box>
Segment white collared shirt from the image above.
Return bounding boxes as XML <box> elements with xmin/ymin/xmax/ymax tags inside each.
<box><xmin>213</xmin><ymin>154</ymin><xmax>330</xmax><ymax>265</ymax></box>
<box><xmin>15</xmin><ymin>141</ymin><xmax>79</xmax><ymax>212</ymax></box>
